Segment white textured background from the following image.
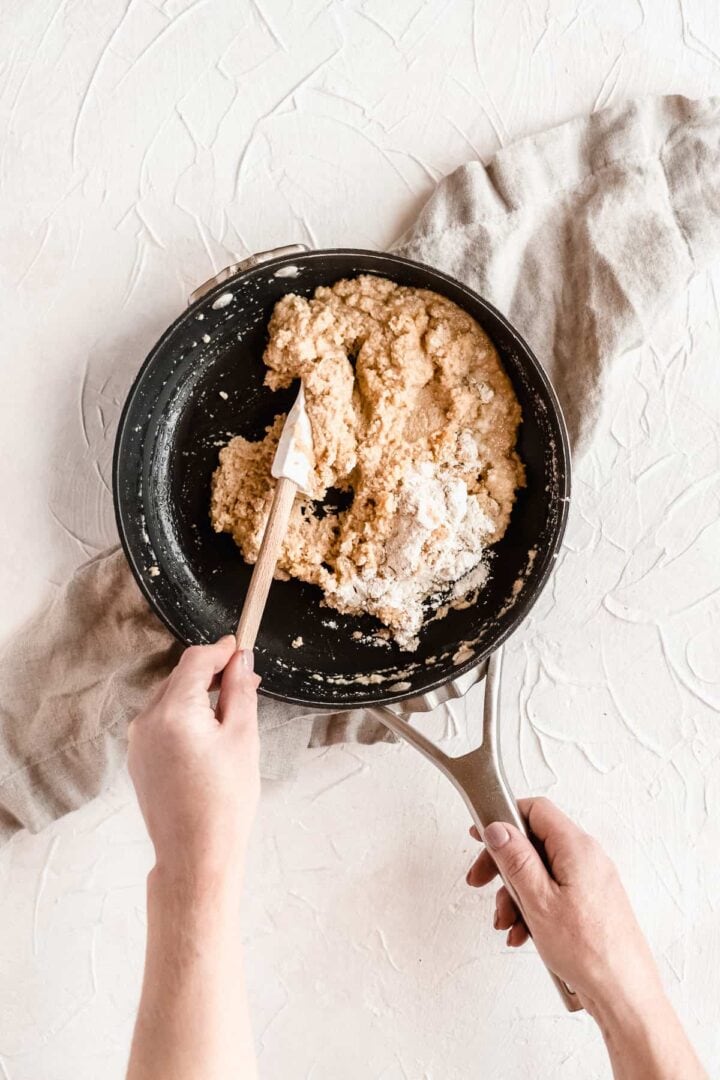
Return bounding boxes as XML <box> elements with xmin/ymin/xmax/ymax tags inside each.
<box><xmin>1</xmin><ymin>1</ymin><xmax>720</xmax><ymax>1077</ymax></box>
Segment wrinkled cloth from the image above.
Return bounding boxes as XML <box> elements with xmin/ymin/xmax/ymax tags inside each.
<box><xmin>2</xmin><ymin>95</ymin><xmax>719</xmax><ymax>844</ymax></box>
<box><xmin>396</xmin><ymin>95</ymin><xmax>720</xmax><ymax>450</ymax></box>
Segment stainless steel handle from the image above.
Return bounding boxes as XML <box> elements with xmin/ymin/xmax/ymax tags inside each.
<box><xmin>379</xmin><ymin>648</ymin><xmax>583</xmax><ymax>1013</ymax></box>
<box><xmin>188</xmin><ymin>243</ymin><xmax>309</xmax><ymax>306</ymax></box>
<box><xmin>451</xmin><ymin>654</ymin><xmax>581</xmax><ymax>1012</ymax></box>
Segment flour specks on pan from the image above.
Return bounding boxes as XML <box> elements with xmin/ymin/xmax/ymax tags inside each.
<box><xmin>210</xmin><ymin>275</ymin><xmax>525</xmax><ymax>650</ymax></box>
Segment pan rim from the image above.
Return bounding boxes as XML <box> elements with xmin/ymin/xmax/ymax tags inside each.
<box><xmin>113</xmin><ymin>247</ymin><xmax>571</xmax><ymax>709</ymax></box>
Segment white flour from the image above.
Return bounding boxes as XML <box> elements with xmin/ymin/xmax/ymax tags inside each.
<box><xmin>329</xmin><ymin>462</ymin><xmax>494</xmax><ymax>650</ymax></box>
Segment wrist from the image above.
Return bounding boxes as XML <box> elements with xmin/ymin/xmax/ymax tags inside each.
<box><xmin>591</xmin><ymin>980</ymin><xmax>699</xmax><ymax>1071</ymax></box>
<box><xmin>574</xmin><ymin>942</ymin><xmax>666</xmax><ymax>1027</ymax></box>
<box><xmin>585</xmin><ymin>976</ymin><xmax>668</xmax><ymax>1030</ymax></box>
<box><xmin>149</xmin><ymin>857</ymin><xmax>245</xmax><ymax>910</ymax></box>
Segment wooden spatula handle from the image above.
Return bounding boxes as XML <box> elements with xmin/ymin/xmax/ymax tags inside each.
<box><xmin>236</xmin><ymin>476</ymin><xmax>298</xmax><ymax>650</ymax></box>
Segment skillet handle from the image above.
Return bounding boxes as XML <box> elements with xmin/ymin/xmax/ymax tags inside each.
<box><xmin>452</xmin><ymin>756</ymin><xmax>583</xmax><ymax>1012</ymax></box>
<box><xmin>378</xmin><ymin>697</ymin><xmax>582</xmax><ymax>1011</ymax></box>
<box><xmin>446</xmin><ymin>654</ymin><xmax>583</xmax><ymax>1013</ymax></box>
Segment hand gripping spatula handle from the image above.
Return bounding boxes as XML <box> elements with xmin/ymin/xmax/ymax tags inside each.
<box><xmin>377</xmin><ymin>647</ymin><xmax>582</xmax><ymax>1012</ymax></box>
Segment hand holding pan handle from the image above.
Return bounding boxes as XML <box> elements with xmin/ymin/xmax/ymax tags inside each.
<box><xmin>377</xmin><ymin>647</ymin><xmax>582</xmax><ymax>1013</ymax></box>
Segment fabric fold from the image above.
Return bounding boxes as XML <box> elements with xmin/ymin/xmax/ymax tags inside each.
<box><xmin>394</xmin><ymin>95</ymin><xmax>720</xmax><ymax>450</ymax></box>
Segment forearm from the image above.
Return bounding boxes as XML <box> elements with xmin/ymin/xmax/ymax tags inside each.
<box><xmin>127</xmin><ymin>866</ymin><xmax>257</xmax><ymax>1080</ymax></box>
<box><xmin>588</xmin><ymin>986</ymin><xmax>707</xmax><ymax>1080</ymax></box>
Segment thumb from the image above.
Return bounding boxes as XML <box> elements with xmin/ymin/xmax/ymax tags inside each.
<box><xmin>217</xmin><ymin>649</ymin><xmax>260</xmax><ymax>732</ymax></box>
<box><xmin>483</xmin><ymin>821</ymin><xmax>551</xmax><ymax>911</ymax></box>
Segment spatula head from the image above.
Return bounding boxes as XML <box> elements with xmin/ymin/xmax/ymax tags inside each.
<box><xmin>270</xmin><ymin>382</ymin><xmax>315</xmax><ymax>494</ymax></box>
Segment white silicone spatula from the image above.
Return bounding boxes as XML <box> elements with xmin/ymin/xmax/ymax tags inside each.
<box><xmin>235</xmin><ymin>383</ymin><xmax>314</xmax><ymax>650</ymax></box>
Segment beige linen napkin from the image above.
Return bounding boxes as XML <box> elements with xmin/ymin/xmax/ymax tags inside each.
<box><xmin>395</xmin><ymin>94</ymin><xmax>720</xmax><ymax>452</ymax></box>
<box><xmin>2</xmin><ymin>95</ymin><xmax>719</xmax><ymax>844</ymax></box>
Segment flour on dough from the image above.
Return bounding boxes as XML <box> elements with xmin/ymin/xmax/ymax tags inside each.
<box><xmin>210</xmin><ymin>275</ymin><xmax>524</xmax><ymax>650</ymax></box>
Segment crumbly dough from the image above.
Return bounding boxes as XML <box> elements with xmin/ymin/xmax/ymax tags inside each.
<box><xmin>210</xmin><ymin>275</ymin><xmax>524</xmax><ymax>649</ymax></box>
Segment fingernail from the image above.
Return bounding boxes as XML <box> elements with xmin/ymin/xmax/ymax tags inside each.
<box><xmin>238</xmin><ymin>649</ymin><xmax>254</xmax><ymax>672</ymax></box>
<box><xmin>484</xmin><ymin>822</ymin><xmax>511</xmax><ymax>850</ymax></box>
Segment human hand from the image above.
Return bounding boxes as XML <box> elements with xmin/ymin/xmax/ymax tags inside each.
<box><xmin>466</xmin><ymin>798</ymin><xmax>663</xmax><ymax>1015</ymax></box>
<box><xmin>128</xmin><ymin>636</ymin><xmax>260</xmax><ymax>889</ymax></box>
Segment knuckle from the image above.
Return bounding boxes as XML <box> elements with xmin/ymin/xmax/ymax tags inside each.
<box><xmin>180</xmin><ymin>645</ymin><xmax>204</xmax><ymax>666</ymax></box>
<box><xmin>576</xmin><ymin>832</ymin><xmax>599</xmax><ymax>858</ymax></box>
<box><xmin>527</xmin><ymin>795</ymin><xmax>552</xmax><ymax>823</ymax></box>
<box><xmin>598</xmin><ymin>850</ymin><xmax>618</xmax><ymax>882</ymax></box>
<box><xmin>575</xmin><ymin>833</ymin><xmax>615</xmax><ymax>876</ymax></box>
<box><xmin>533</xmin><ymin>883</ymin><xmax>557</xmax><ymax>921</ymax></box>
<box><xmin>532</xmin><ymin>796</ymin><xmax>552</xmax><ymax>813</ymax></box>
<box><xmin>158</xmin><ymin>705</ymin><xmax>177</xmax><ymax>727</ymax></box>
<box><xmin>584</xmin><ymin>834</ymin><xmax>607</xmax><ymax>865</ymax></box>
<box><xmin>503</xmin><ymin>845</ymin><xmax>534</xmax><ymax>883</ymax></box>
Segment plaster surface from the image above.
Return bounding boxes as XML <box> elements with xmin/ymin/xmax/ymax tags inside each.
<box><xmin>1</xmin><ymin>2</ymin><xmax>719</xmax><ymax>1076</ymax></box>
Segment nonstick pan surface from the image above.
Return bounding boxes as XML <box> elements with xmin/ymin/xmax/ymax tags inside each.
<box><xmin>113</xmin><ymin>249</ymin><xmax>570</xmax><ymax>709</ymax></box>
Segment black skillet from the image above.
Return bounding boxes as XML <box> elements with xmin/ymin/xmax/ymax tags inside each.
<box><xmin>113</xmin><ymin>245</ymin><xmax>570</xmax><ymax>711</ymax></box>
